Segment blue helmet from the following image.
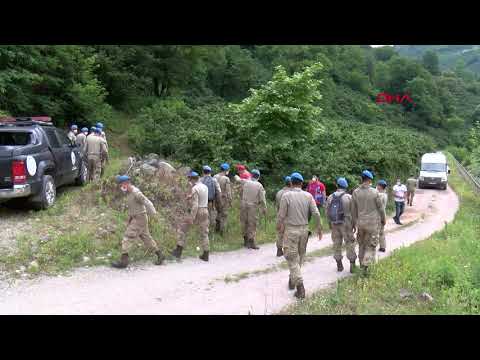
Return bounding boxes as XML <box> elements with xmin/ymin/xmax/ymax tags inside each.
<box><xmin>94</xmin><ymin>127</ymin><xmax>102</xmax><ymax>134</ymax></box>
<box><xmin>284</xmin><ymin>176</ymin><xmax>292</xmax><ymax>184</ymax></box>
<box><xmin>96</xmin><ymin>122</ymin><xmax>104</xmax><ymax>129</ymax></box>
<box><xmin>188</xmin><ymin>171</ymin><xmax>199</xmax><ymax>177</ymax></box>
<box><xmin>115</xmin><ymin>175</ymin><xmax>130</xmax><ymax>184</ymax></box>
<box><xmin>378</xmin><ymin>179</ymin><xmax>388</xmax><ymax>187</ymax></box>
<box><xmin>81</xmin><ymin>127</ymin><xmax>88</xmax><ymax>133</ymax></box>
<box><xmin>290</xmin><ymin>172</ymin><xmax>304</xmax><ymax>182</ymax></box>
<box><xmin>202</xmin><ymin>165</ymin><xmax>212</xmax><ymax>173</ymax></box>
<box><xmin>362</xmin><ymin>170</ymin><xmax>374</xmax><ymax>180</ymax></box>
<box><xmin>251</xmin><ymin>169</ymin><xmax>260</xmax><ymax>177</ymax></box>
<box><xmin>337</xmin><ymin>177</ymin><xmax>348</xmax><ymax>189</ymax></box>
<box><xmin>220</xmin><ymin>163</ymin><xmax>230</xmax><ymax>171</ymax></box>
<box><xmin>71</xmin><ymin>125</ymin><xmax>78</xmax><ymax>130</ymax></box>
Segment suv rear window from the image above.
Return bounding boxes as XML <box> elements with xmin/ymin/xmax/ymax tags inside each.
<box><xmin>0</xmin><ymin>132</ymin><xmax>32</xmax><ymax>146</ymax></box>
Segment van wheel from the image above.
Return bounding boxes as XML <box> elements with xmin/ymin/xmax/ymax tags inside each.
<box><xmin>75</xmin><ymin>159</ymin><xmax>89</xmax><ymax>186</ymax></box>
<box><xmin>32</xmin><ymin>175</ymin><xmax>56</xmax><ymax>210</ymax></box>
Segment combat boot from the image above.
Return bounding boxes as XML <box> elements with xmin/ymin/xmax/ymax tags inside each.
<box><xmin>361</xmin><ymin>265</ymin><xmax>369</xmax><ymax>277</ymax></box>
<box><xmin>215</xmin><ymin>220</ymin><xmax>221</xmax><ymax>233</ymax></box>
<box><xmin>199</xmin><ymin>251</ymin><xmax>209</xmax><ymax>262</ymax></box>
<box><xmin>154</xmin><ymin>250</ymin><xmax>165</xmax><ymax>265</ymax></box>
<box><xmin>243</xmin><ymin>235</ymin><xmax>248</xmax><ymax>247</ymax></box>
<box><xmin>294</xmin><ymin>281</ymin><xmax>305</xmax><ymax>299</ymax></box>
<box><xmin>378</xmin><ymin>248</ymin><xmax>386</xmax><ymax>252</ymax></box>
<box><xmin>171</xmin><ymin>245</ymin><xmax>183</xmax><ymax>259</ymax></box>
<box><xmin>336</xmin><ymin>259</ymin><xmax>344</xmax><ymax>272</ymax></box>
<box><xmin>276</xmin><ymin>247</ymin><xmax>284</xmax><ymax>257</ymax></box>
<box><xmin>111</xmin><ymin>253</ymin><xmax>129</xmax><ymax>269</ymax></box>
<box><xmin>288</xmin><ymin>277</ymin><xmax>295</xmax><ymax>290</ymax></box>
<box><xmin>350</xmin><ymin>261</ymin><xmax>356</xmax><ymax>274</ymax></box>
<box><xmin>248</xmin><ymin>239</ymin><xmax>259</xmax><ymax>250</ymax></box>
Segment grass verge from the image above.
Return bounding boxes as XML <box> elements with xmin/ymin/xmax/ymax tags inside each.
<box><xmin>283</xmin><ymin>153</ymin><xmax>480</xmax><ymax>315</ymax></box>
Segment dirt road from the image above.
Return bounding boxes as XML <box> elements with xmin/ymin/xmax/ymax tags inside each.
<box><xmin>0</xmin><ymin>187</ymin><xmax>459</xmax><ymax>314</ymax></box>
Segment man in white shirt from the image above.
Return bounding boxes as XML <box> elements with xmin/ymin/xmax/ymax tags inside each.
<box><xmin>392</xmin><ymin>178</ymin><xmax>407</xmax><ymax>225</ymax></box>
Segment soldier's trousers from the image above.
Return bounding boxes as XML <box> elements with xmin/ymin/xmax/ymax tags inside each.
<box><xmin>283</xmin><ymin>224</ymin><xmax>309</xmax><ymax>286</ymax></box>
<box><xmin>216</xmin><ymin>201</ymin><xmax>229</xmax><ymax>233</ymax></box>
<box><xmin>87</xmin><ymin>154</ymin><xmax>101</xmax><ymax>182</ymax></box>
<box><xmin>177</xmin><ymin>208</ymin><xmax>209</xmax><ymax>252</ymax></box>
<box><xmin>331</xmin><ymin>223</ymin><xmax>356</xmax><ymax>262</ymax></box>
<box><xmin>407</xmin><ymin>191</ymin><xmax>415</xmax><ymax>206</ymax></box>
<box><xmin>207</xmin><ymin>201</ymin><xmax>217</xmax><ymax>229</ymax></box>
<box><xmin>378</xmin><ymin>224</ymin><xmax>386</xmax><ymax>249</ymax></box>
<box><xmin>357</xmin><ymin>222</ymin><xmax>380</xmax><ymax>266</ymax></box>
<box><xmin>240</xmin><ymin>202</ymin><xmax>258</xmax><ymax>241</ymax></box>
<box><xmin>121</xmin><ymin>213</ymin><xmax>159</xmax><ymax>253</ymax></box>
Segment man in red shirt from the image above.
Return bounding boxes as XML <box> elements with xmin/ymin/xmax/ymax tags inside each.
<box><xmin>307</xmin><ymin>175</ymin><xmax>326</xmax><ymax>210</ymax></box>
<box><xmin>236</xmin><ymin>164</ymin><xmax>252</xmax><ymax>180</ymax></box>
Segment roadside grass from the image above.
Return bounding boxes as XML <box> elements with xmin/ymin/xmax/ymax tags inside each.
<box><xmin>283</xmin><ymin>153</ymin><xmax>480</xmax><ymax>315</ymax></box>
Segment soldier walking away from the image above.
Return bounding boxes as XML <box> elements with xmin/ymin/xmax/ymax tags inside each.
<box><xmin>277</xmin><ymin>172</ymin><xmax>322</xmax><ymax>299</ymax></box>
<box><xmin>234</xmin><ymin>169</ymin><xmax>267</xmax><ymax>249</ymax></box>
<box><xmin>85</xmin><ymin>127</ymin><xmax>108</xmax><ymax>182</ymax></box>
<box><xmin>406</xmin><ymin>175</ymin><xmax>417</xmax><ymax>206</ymax></box>
<box><xmin>75</xmin><ymin>127</ymin><xmax>88</xmax><ymax>154</ymax></box>
<box><xmin>111</xmin><ymin>175</ymin><xmax>165</xmax><ymax>268</ymax></box>
<box><xmin>392</xmin><ymin>178</ymin><xmax>407</xmax><ymax>225</ymax></box>
<box><xmin>201</xmin><ymin>165</ymin><xmax>222</xmax><ymax>231</ymax></box>
<box><xmin>376</xmin><ymin>180</ymin><xmax>388</xmax><ymax>252</ymax></box>
<box><xmin>352</xmin><ymin>170</ymin><xmax>386</xmax><ymax>276</ymax></box>
<box><xmin>96</xmin><ymin>122</ymin><xmax>109</xmax><ymax>178</ymax></box>
<box><xmin>214</xmin><ymin>163</ymin><xmax>232</xmax><ymax>235</ymax></box>
<box><xmin>67</xmin><ymin>125</ymin><xmax>78</xmax><ymax>144</ymax></box>
<box><xmin>326</xmin><ymin>177</ymin><xmax>357</xmax><ymax>273</ymax></box>
<box><xmin>88</xmin><ymin>126</ymin><xmax>97</xmax><ymax>137</ymax></box>
<box><xmin>275</xmin><ymin>176</ymin><xmax>292</xmax><ymax>257</ymax></box>
<box><xmin>171</xmin><ymin>171</ymin><xmax>210</xmax><ymax>262</ymax></box>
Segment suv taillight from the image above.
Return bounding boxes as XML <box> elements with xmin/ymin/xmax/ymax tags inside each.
<box><xmin>12</xmin><ymin>160</ymin><xmax>27</xmax><ymax>185</ymax></box>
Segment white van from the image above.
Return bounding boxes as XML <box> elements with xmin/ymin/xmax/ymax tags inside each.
<box><xmin>418</xmin><ymin>152</ymin><xmax>450</xmax><ymax>190</ymax></box>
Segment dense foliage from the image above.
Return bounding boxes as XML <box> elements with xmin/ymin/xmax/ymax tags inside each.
<box><xmin>2</xmin><ymin>44</ymin><xmax>479</xmax><ymax>190</ymax></box>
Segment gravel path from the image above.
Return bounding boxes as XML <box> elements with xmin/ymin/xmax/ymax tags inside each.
<box><xmin>0</xmin><ymin>187</ymin><xmax>458</xmax><ymax>314</ymax></box>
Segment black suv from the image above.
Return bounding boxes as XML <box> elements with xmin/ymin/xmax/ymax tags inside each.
<box><xmin>0</xmin><ymin>117</ymin><xmax>88</xmax><ymax>209</ymax></box>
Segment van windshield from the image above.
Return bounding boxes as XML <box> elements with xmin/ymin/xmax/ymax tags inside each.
<box><xmin>421</xmin><ymin>163</ymin><xmax>446</xmax><ymax>172</ymax></box>
<box><xmin>0</xmin><ymin>131</ymin><xmax>32</xmax><ymax>146</ymax></box>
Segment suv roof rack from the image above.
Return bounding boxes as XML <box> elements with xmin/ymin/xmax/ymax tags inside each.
<box><xmin>0</xmin><ymin>116</ymin><xmax>53</xmax><ymax>127</ymax></box>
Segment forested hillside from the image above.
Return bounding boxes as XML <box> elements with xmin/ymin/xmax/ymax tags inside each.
<box><xmin>2</xmin><ymin>45</ymin><xmax>480</xmax><ymax>192</ymax></box>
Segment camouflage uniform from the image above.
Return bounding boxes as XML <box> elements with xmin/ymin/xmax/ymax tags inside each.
<box><xmin>352</xmin><ymin>184</ymin><xmax>386</xmax><ymax>267</ymax></box>
<box><xmin>75</xmin><ymin>132</ymin><xmax>87</xmax><ymax>154</ymax></box>
<box><xmin>121</xmin><ymin>186</ymin><xmax>159</xmax><ymax>253</ymax></box>
<box><xmin>200</xmin><ymin>175</ymin><xmax>221</xmax><ymax>230</ymax></box>
<box><xmin>85</xmin><ymin>134</ymin><xmax>107</xmax><ymax>182</ymax></box>
<box><xmin>406</xmin><ymin>177</ymin><xmax>417</xmax><ymax>206</ymax></box>
<box><xmin>67</xmin><ymin>131</ymin><xmax>76</xmax><ymax>143</ymax></box>
<box><xmin>326</xmin><ymin>189</ymin><xmax>356</xmax><ymax>263</ymax></box>
<box><xmin>235</xmin><ymin>176</ymin><xmax>267</xmax><ymax>243</ymax></box>
<box><xmin>378</xmin><ymin>190</ymin><xmax>388</xmax><ymax>249</ymax></box>
<box><xmin>277</xmin><ymin>188</ymin><xmax>321</xmax><ymax>287</ymax></box>
<box><xmin>275</xmin><ymin>186</ymin><xmax>291</xmax><ymax>249</ymax></box>
<box><xmin>177</xmin><ymin>180</ymin><xmax>210</xmax><ymax>252</ymax></box>
<box><xmin>214</xmin><ymin>172</ymin><xmax>232</xmax><ymax>234</ymax></box>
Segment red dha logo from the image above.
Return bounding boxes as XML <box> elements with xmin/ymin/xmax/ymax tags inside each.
<box><xmin>376</xmin><ymin>92</ymin><xmax>416</xmax><ymax>107</ymax></box>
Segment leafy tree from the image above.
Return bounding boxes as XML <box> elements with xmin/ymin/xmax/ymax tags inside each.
<box><xmin>423</xmin><ymin>50</ymin><xmax>440</xmax><ymax>75</ymax></box>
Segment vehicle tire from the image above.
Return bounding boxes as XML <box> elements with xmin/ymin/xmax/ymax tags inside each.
<box><xmin>32</xmin><ymin>175</ymin><xmax>56</xmax><ymax>210</ymax></box>
<box><xmin>75</xmin><ymin>159</ymin><xmax>89</xmax><ymax>186</ymax></box>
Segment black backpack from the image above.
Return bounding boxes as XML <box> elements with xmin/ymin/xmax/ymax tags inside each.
<box><xmin>202</xmin><ymin>176</ymin><xmax>216</xmax><ymax>201</ymax></box>
<box><xmin>328</xmin><ymin>192</ymin><xmax>346</xmax><ymax>224</ymax></box>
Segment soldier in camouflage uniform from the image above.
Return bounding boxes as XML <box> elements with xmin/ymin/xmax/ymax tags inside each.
<box><xmin>277</xmin><ymin>172</ymin><xmax>322</xmax><ymax>299</ymax></box>
<box><xmin>376</xmin><ymin>180</ymin><xmax>388</xmax><ymax>252</ymax></box>
<box><xmin>352</xmin><ymin>170</ymin><xmax>386</xmax><ymax>276</ymax></box>
<box><xmin>111</xmin><ymin>175</ymin><xmax>165</xmax><ymax>268</ymax></box>
<box><xmin>213</xmin><ymin>163</ymin><xmax>233</xmax><ymax>235</ymax></box>
<box><xmin>275</xmin><ymin>176</ymin><xmax>292</xmax><ymax>257</ymax></box>
<box><xmin>67</xmin><ymin>125</ymin><xmax>78</xmax><ymax>143</ymax></box>
<box><xmin>234</xmin><ymin>169</ymin><xmax>267</xmax><ymax>250</ymax></box>
<box><xmin>406</xmin><ymin>175</ymin><xmax>417</xmax><ymax>206</ymax></box>
<box><xmin>171</xmin><ymin>171</ymin><xmax>210</xmax><ymax>262</ymax></box>
<box><xmin>325</xmin><ymin>177</ymin><xmax>357</xmax><ymax>273</ymax></box>
<box><xmin>85</xmin><ymin>128</ymin><xmax>108</xmax><ymax>182</ymax></box>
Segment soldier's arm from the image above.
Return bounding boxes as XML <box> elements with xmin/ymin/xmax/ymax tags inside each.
<box><xmin>277</xmin><ymin>195</ymin><xmax>287</xmax><ymax>231</ymax></box>
<box><xmin>351</xmin><ymin>192</ymin><xmax>358</xmax><ymax>228</ymax></box>
<box><xmin>259</xmin><ymin>186</ymin><xmax>267</xmax><ymax>212</ymax></box>
<box><xmin>214</xmin><ymin>178</ymin><xmax>221</xmax><ymax>194</ymax></box>
<box><xmin>376</xmin><ymin>193</ymin><xmax>386</xmax><ymax>225</ymax></box>
<box><xmin>190</xmin><ymin>189</ymin><xmax>199</xmax><ymax>220</ymax></box>
<box><xmin>135</xmin><ymin>191</ymin><xmax>157</xmax><ymax>216</ymax></box>
<box><xmin>325</xmin><ymin>196</ymin><xmax>332</xmax><ymax>227</ymax></box>
<box><xmin>225</xmin><ymin>178</ymin><xmax>233</xmax><ymax>203</ymax></box>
